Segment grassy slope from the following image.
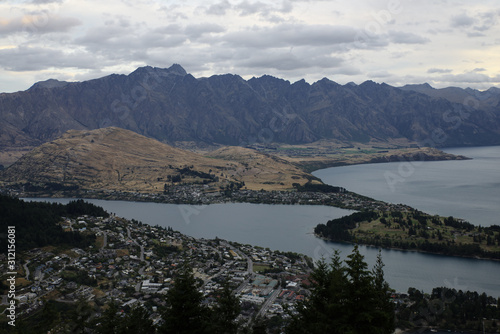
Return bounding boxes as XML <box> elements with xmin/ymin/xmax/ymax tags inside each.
<box><xmin>352</xmin><ymin>211</ymin><xmax>500</xmax><ymax>255</ymax></box>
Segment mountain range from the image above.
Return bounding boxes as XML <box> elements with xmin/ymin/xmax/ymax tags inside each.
<box><xmin>1</xmin><ymin>64</ymin><xmax>500</xmax><ymax>166</ymax></box>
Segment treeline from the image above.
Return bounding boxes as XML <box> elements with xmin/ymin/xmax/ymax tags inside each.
<box><xmin>61</xmin><ymin>266</ymin><xmax>98</xmax><ymax>286</ymax></box>
<box><xmin>397</xmin><ymin>287</ymin><xmax>500</xmax><ymax>332</ymax></box>
<box><xmin>315</xmin><ymin>210</ymin><xmax>500</xmax><ymax>260</ymax></box>
<box><xmin>354</xmin><ymin>236</ymin><xmax>500</xmax><ymax>260</ymax></box>
<box><xmin>314</xmin><ymin>211</ymin><xmax>380</xmax><ymax>241</ymax></box>
<box><xmin>165</xmin><ymin>166</ymin><xmax>220</xmax><ymax>185</ymax></box>
<box><xmin>293</xmin><ymin>182</ymin><xmax>345</xmax><ymax>193</ymax></box>
<box><xmin>0</xmin><ymin>195</ymin><xmax>107</xmax><ymax>251</ymax></box>
<box><xmin>19</xmin><ymin>182</ymin><xmax>80</xmax><ymax>192</ymax></box>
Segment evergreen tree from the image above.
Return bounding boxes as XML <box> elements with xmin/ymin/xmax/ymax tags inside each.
<box><xmin>159</xmin><ymin>263</ymin><xmax>210</xmax><ymax>334</ymax></box>
<box><xmin>370</xmin><ymin>250</ymin><xmax>395</xmax><ymax>333</ymax></box>
<box><xmin>36</xmin><ymin>301</ymin><xmax>60</xmax><ymax>333</ymax></box>
<box><xmin>96</xmin><ymin>301</ymin><xmax>121</xmax><ymax>334</ymax></box>
<box><xmin>344</xmin><ymin>244</ymin><xmax>378</xmax><ymax>333</ymax></box>
<box><xmin>286</xmin><ymin>250</ymin><xmax>348</xmax><ymax>334</ymax></box>
<box><xmin>251</xmin><ymin>317</ymin><xmax>268</xmax><ymax>334</ymax></box>
<box><xmin>69</xmin><ymin>298</ymin><xmax>94</xmax><ymax>333</ymax></box>
<box><xmin>121</xmin><ymin>306</ymin><xmax>156</xmax><ymax>334</ymax></box>
<box><xmin>285</xmin><ymin>246</ymin><xmax>395</xmax><ymax>334</ymax></box>
<box><xmin>210</xmin><ymin>281</ymin><xmax>241</xmax><ymax>334</ymax></box>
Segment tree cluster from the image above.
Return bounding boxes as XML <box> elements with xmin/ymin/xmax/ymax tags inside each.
<box><xmin>158</xmin><ymin>264</ymin><xmax>241</xmax><ymax>334</ymax></box>
<box><xmin>0</xmin><ymin>195</ymin><xmax>102</xmax><ymax>251</ymax></box>
<box><xmin>286</xmin><ymin>246</ymin><xmax>395</xmax><ymax>334</ymax></box>
<box><xmin>397</xmin><ymin>287</ymin><xmax>500</xmax><ymax>332</ymax></box>
<box><xmin>314</xmin><ymin>211</ymin><xmax>379</xmax><ymax>241</ymax></box>
<box><xmin>293</xmin><ymin>182</ymin><xmax>345</xmax><ymax>193</ymax></box>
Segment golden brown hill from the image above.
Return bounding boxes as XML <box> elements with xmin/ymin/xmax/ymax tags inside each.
<box><xmin>208</xmin><ymin>146</ymin><xmax>314</xmax><ymax>190</ymax></box>
<box><xmin>0</xmin><ymin>127</ymin><xmax>311</xmax><ymax>193</ymax></box>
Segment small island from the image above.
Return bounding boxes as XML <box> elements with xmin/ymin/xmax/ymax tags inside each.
<box><xmin>315</xmin><ymin>209</ymin><xmax>500</xmax><ymax>260</ymax></box>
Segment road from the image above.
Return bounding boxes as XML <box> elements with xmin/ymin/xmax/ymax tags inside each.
<box><xmin>256</xmin><ymin>287</ymin><xmax>282</xmax><ymax>318</ymax></box>
<box><xmin>101</xmin><ymin>231</ymin><xmax>107</xmax><ymax>249</ymax></box>
<box><xmin>219</xmin><ymin>241</ymin><xmax>255</xmax><ymax>296</ymax></box>
<box><xmin>127</xmin><ymin>227</ymin><xmax>148</xmax><ymax>280</ymax></box>
<box><xmin>222</xmin><ymin>241</ymin><xmax>254</xmax><ymax>276</ymax></box>
<box><xmin>126</xmin><ymin>227</ymin><xmax>145</xmax><ymax>261</ymax></box>
<box><xmin>23</xmin><ymin>260</ymin><xmax>30</xmax><ymax>280</ymax></box>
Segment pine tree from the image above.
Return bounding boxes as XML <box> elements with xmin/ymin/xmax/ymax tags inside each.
<box><xmin>69</xmin><ymin>298</ymin><xmax>94</xmax><ymax>333</ymax></box>
<box><xmin>285</xmin><ymin>246</ymin><xmax>395</xmax><ymax>334</ymax></box>
<box><xmin>370</xmin><ymin>250</ymin><xmax>395</xmax><ymax>334</ymax></box>
<box><xmin>35</xmin><ymin>301</ymin><xmax>60</xmax><ymax>333</ymax></box>
<box><xmin>159</xmin><ymin>263</ymin><xmax>210</xmax><ymax>334</ymax></box>
<box><xmin>344</xmin><ymin>244</ymin><xmax>377</xmax><ymax>333</ymax></box>
<box><xmin>210</xmin><ymin>281</ymin><xmax>241</xmax><ymax>334</ymax></box>
<box><xmin>96</xmin><ymin>301</ymin><xmax>120</xmax><ymax>334</ymax></box>
<box><xmin>121</xmin><ymin>306</ymin><xmax>156</xmax><ymax>334</ymax></box>
<box><xmin>286</xmin><ymin>250</ymin><xmax>348</xmax><ymax>334</ymax></box>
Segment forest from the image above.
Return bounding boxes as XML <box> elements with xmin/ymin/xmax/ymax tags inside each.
<box><xmin>0</xmin><ymin>195</ymin><xmax>107</xmax><ymax>251</ymax></box>
<box><xmin>315</xmin><ymin>209</ymin><xmax>500</xmax><ymax>260</ymax></box>
<box><xmin>397</xmin><ymin>287</ymin><xmax>500</xmax><ymax>332</ymax></box>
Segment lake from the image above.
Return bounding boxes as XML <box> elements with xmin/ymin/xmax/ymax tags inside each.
<box><xmin>26</xmin><ymin>198</ymin><xmax>500</xmax><ymax>298</ymax></box>
<box><xmin>313</xmin><ymin>145</ymin><xmax>500</xmax><ymax>227</ymax></box>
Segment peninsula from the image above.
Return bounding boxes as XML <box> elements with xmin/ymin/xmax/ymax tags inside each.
<box><xmin>315</xmin><ymin>209</ymin><xmax>500</xmax><ymax>260</ymax></box>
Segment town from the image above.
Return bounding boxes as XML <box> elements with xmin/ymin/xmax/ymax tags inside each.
<box><xmin>3</xmin><ymin>212</ymin><xmax>318</xmax><ymax>329</ymax></box>
<box><xmin>4</xmin><ymin>184</ymin><xmax>414</xmax><ymax>213</ymax></box>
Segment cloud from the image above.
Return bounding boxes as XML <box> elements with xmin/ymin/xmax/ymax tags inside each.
<box><xmin>439</xmin><ymin>72</ymin><xmax>500</xmax><ymax>84</ymax></box>
<box><xmin>236</xmin><ymin>51</ymin><xmax>343</xmax><ymax>71</ymax></box>
<box><xmin>205</xmin><ymin>0</ymin><xmax>231</xmax><ymax>15</ymax></box>
<box><xmin>281</xmin><ymin>0</ymin><xmax>293</xmax><ymax>13</ymax></box>
<box><xmin>1</xmin><ymin>0</ymin><xmax>500</xmax><ymax>92</ymax></box>
<box><xmin>367</xmin><ymin>70</ymin><xmax>392</xmax><ymax>78</ymax></box>
<box><xmin>0</xmin><ymin>14</ymin><xmax>81</xmax><ymax>36</ymax></box>
<box><xmin>203</xmin><ymin>0</ymin><xmax>296</xmax><ymax>19</ymax></box>
<box><xmin>75</xmin><ymin>21</ymin><xmax>188</xmax><ymax>58</ymax></box>
<box><xmin>467</xmin><ymin>31</ymin><xmax>485</xmax><ymax>38</ymax></box>
<box><xmin>220</xmin><ymin>24</ymin><xmax>358</xmax><ymax>49</ymax></box>
<box><xmin>30</xmin><ymin>0</ymin><xmax>63</xmax><ymax>4</ymax></box>
<box><xmin>235</xmin><ymin>1</ymin><xmax>270</xmax><ymax>16</ymax></box>
<box><xmin>451</xmin><ymin>13</ymin><xmax>475</xmax><ymax>28</ymax></box>
<box><xmin>330</xmin><ymin>66</ymin><xmax>362</xmax><ymax>76</ymax></box>
<box><xmin>388</xmin><ymin>31</ymin><xmax>430</xmax><ymax>44</ymax></box>
<box><xmin>0</xmin><ymin>45</ymin><xmax>96</xmax><ymax>71</ymax></box>
<box><xmin>473</xmin><ymin>10</ymin><xmax>499</xmax><ymax>32</ymax></box>
<box><xmin>185</xmin><ymin>23</ymin><xmax>226</xmax><ymax>39</ymax></box>
<box><xmin>451</xmin><ymin>10</ymin><xmax>499</xmax><ymax>35</ymax></box>
<box><xmin>427</xmin><ymin>68</ymin><xmax>452</xmax><ymax>74</ymax></box>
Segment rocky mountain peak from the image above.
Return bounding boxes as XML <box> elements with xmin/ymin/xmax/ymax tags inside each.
<box><xmin>29</xmin><ymin>79</ymin><xmax>69</xmax><ymax>90</ymax></box>
<box><xmin>166</xmin><ymin>63</ymin><xmax>187</xmax><ymax>76</ymax></box>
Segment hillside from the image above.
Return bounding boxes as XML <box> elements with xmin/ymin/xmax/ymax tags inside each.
<box><xmin>0</xmin><ymin>127</ymin><xmax>312</xmax><ymax>193</ymax></box>
<box><xmin>1</xmin><ymin>64</ymin><xmax>500</xmax><ymax>167</ymax></box>
<box><xmin>315</xmin><ymin>210</ymin><xmax>500</xmax><ymax>260</ymax></box>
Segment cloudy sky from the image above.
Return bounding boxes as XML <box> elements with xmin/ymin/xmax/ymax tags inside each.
<box><xmin>1</xmin><ymin>0</ymin><xmax>500</xmax><ymax>93</ymax></box>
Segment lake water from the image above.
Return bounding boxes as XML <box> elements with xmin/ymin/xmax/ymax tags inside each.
<box><xmin>313</xmin><ymin>146</ymin><xmax>500</xmax><ymax>227</ymax></box>
<box><xmin>26</xmin><ymin>198</ymin><xmax>500</xmax><ymax>298</ymax></box>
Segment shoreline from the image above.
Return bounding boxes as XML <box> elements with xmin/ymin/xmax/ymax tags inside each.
<box><xmin>314</xmin><ymin>233</ymin><xmax>500</xmax><ymax>263</ymax></box>
<box><xmin>8</xmin><ymin>186</ymin><xmax>498</xmax><ymax>262</ymax></box>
